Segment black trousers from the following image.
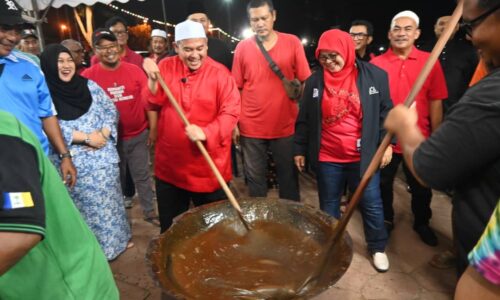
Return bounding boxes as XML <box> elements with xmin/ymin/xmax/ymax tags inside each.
<box><xmin>155</xmin><ymin>178</ymin><xmax>227</xmax><ymax>233</ymax></box>
<box><xmin>240</xmin><ymin>135</ymin><xmax>300</xmax><ymax>201</ymax></box>
<box><xmin>123</xmin><ymin>165</ymin><xmax>135</xmax><ymax>197</ymax></box>
<box><xmin>380</xmin><ymin>153</ymin><xmax>432</xmax><ymax>228</ymax></box>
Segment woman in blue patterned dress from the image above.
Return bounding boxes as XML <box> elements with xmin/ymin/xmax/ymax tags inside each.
<box><xmin>41</xmin><ymin>44</ymin><xmax>131</xmax><ymax>260</ymax></box>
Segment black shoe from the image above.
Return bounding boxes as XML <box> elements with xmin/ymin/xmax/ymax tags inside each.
<box><xmin>384</xmin><ymin>220</ymin><xmax>394</xmax><ymax>235</ymax></box>
<box><xmin>414</xmin><ymin>225</ymin><xmax>438</xmax><ymax>246</ymax></box>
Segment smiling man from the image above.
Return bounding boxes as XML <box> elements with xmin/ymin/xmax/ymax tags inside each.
<box><xmin>371</xmin><ymin>10</ymin><xmax>448</xmax><ymax>247</ymax></box>
<box><xmin>232</xmin><ymin>0</ymin><xmax>311</xmax><ymax>202</ymax></box>
<box><xmin>148</xmin><ymin>29</ymin><xmax>168</xmax><ymax>63</ymax></box>
<box><xmin>349</xmin><ymin>19</ymin><xmax>375</xmax><ymax>61</ymax></box>
<box><xmin>384</xmin><ymin>0</ymin><xmax>500</xmax><ymax>293</ymax></box>
<box><xmin>90</xmin><ymin>16</ymin><xmax>143</xmax><ymax>69</ymax></box>
<box><xmin>0</xmin><ymin>0</ymin><xmax>76</xmax><ymax>186</ymax></box>
<box><xmin>143</xmin><ymin>20</ymin><xmax>240</xmax><ymax>233</ymax></box>
<box><xmin>82</xmin><ymin>28</ymin><xmax>158</xmax><ymax>225</ymax></box>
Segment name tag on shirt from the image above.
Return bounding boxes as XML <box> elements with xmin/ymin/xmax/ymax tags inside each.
<box><xmin>1</xmin><ymin>192</ymin><xmax>34</xmax><ymax>210</ymax></box>
<box><xmin>313</xmin><ymin>88</ymin><xmax>319</xmax><ymax>98</ymax></box>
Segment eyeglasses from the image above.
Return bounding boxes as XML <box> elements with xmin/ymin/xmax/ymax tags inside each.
<box><xmin>318</xmin><ymin>53</ymin><xmax>338</xmax><ymax>62</ymax></box>
<box><xmin>459</xmin><ymin>3</ymin><xmax>500</xmax><ymax>37</ymax></box>
<box><xmin>350</xmin><ymin>32</ymin><xmax>369</xmax><ymax>40</ymax></box>
<box><xmin>110</xmin><ymin>30</ymin><xmax>127</xmax><ymax>36</ymax></box>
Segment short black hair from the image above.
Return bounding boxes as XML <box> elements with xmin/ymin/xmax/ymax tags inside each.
<box><xmin>104</xmin><ymin>16</ymin><xmax>128</xmax><ymax>29</ymax></box>
<box><xmin>350</xmin><ymin>19</ymin><xmax>374</xmax><ymax>36</ymax></box>
<box><xmin>247</xmin><ymin>0</ymin><xmax>274</xmax><ymax>13</ymax></box>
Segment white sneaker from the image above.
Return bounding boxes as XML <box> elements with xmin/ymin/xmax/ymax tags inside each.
<box><xmin>123</xmin><ymin>196</ymin><xmax>134</xmax><ymax>209</ymax></box>
<box><xmin>372</xmin><ymin>252</ymin><xmax>389</xmax><ymax>272</ymax></box>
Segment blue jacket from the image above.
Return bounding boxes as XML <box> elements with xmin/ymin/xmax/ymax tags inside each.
<box><xmin>294</xmin><ymin>59</ymin><xmax>393</xmax><ymax>176</ymax></box>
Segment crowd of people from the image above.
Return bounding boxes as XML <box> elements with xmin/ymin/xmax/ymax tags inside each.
<box><xmin>0</xmin><ymin>0</ymin><xmax>498</xmax><ymax>299</ymax></box>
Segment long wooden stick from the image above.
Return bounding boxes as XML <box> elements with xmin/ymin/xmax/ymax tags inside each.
<box><xmin>308</xmin><ymin>0</ymin><xmax>464</xmax><ymax>287</ymax></box>
<box><xmin>155</xmin><ymin>76</ymin><xmax>251</xmax><ymax>231</ymax></box>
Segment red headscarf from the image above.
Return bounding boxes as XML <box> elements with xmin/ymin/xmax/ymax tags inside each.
<box><xmin>316</xmin><ymin>29</ymin><xmax>360</xmax><ymax>126</ymax></box>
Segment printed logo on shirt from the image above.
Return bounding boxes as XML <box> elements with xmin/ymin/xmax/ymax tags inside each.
<box><xmin>369</xmin><ymin>86</ymin><xmax>379</xmax><ymax>95</ymax></box>
<box><xmin>313</xmin><ymin>88</ymin><xmax>319</xmax><ymax>98</ymax></box>
<box><xmin>2</xmin><ymin>192</ymin><xmax>34</xmax><ymax>210</ymax></box>
<box><xmin>107</xmin><ymin>84</ymin><xmax>134</xmax><ymax>102</ymax></box>
<box><xmin>22</xmin><ymin>74</ymin><xmax>33</xmax><ymax>81</ymax></box>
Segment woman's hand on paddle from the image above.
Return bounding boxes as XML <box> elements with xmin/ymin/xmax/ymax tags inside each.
<box><xmin>380</xmin><ymin>146</ymin><xmax>393</xmax><ymax>169</ymax></box>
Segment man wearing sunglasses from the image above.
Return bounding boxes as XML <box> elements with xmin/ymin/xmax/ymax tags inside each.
<box><xmin>385</xmin><ymin>0</ymin><xmax>500</xmax><ymax>296</ymax></box>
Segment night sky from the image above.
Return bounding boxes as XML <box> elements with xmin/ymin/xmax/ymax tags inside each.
<box><xmin>43</xmin><ymin>0</ymin><xmax>458</xmax><ymax>50</ymax></box>
<box><xmin>105</xmin><ymin>0</ymin><xmax>457</xmax><ymax>44</ymax></box>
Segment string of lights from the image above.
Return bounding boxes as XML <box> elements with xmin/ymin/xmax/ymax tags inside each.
<box><xmin>106</xmin><ymin>4</ymin><xmax>240</xmax><ymax>42</ymax></box>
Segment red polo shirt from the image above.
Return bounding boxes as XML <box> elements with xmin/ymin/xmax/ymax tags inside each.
<box><xmin>232</xmin><ymin>32</ymin><xmax>311</xmax><ymax>139</ymax></box>
<box><xmin>371</xmin><ymin>46</ymin><xmax>447</xmax><ymax>153</ymax></box>
<box><xmin>144</xmin><ymin>56</ymin><xmax>240</xmax><ymax>193</ymax></box>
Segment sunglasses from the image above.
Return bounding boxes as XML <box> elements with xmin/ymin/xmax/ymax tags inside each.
<box><xmin>459</xmin><ymin>3</ymin><xmax>500</xmax><ymax>37</ymax></box>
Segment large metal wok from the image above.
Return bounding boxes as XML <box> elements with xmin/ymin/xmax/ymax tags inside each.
<box><xmin>147</xmin><ymin>198</ymin><xmax>353</xmax><ymax>300</ymax></box>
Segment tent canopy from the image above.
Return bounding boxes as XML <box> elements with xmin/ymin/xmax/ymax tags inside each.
<box><xmin>17</xmin><ymin>0</ymin><xmax>129</xmax><ymax>10</ymax></box>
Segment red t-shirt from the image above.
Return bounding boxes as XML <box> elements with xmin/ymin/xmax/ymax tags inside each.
<box><xmin>144</xmin><ymin>56</ymin><xmax>240</xmax><ymax>193</ymax></box>
<box><xmin>371</xmin><ymin>47</ymin><xmax>448</xmax><ymax>153</ymax></box>
<box><xmin>82</xmin><ymin>62</ymin><xmax>148</xmax><ymax>140</ymax></box>
<box><xmin>319</xmin><ymin>90</ymin><xmax>362</xmax><ymax>163</ymax></box>
<box><xmin>232</xmin><ymin>32</ymin><xmax>311</xmax><ymax>138</ymax></box>
<box><xmin>90</xmin><ymin>46</ymin><xmax>144</xmax><ymax>69</ymax></box>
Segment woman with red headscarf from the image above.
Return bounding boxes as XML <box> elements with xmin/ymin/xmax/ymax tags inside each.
<box><xmin>294</xmin><ymin>29</ymin><xmax>393</xmax><ymax>272</ymax></box>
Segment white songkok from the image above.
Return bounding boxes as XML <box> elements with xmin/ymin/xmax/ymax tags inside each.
<box><xmin>151</xmin><ymin>29</ymin><xmax>167</xmax><ymax>39</ymax></box>
<box><xmin>174</xmin><ymin>20</ymin><xmax>206</xmax><ymax>42</ymax></box>
<box><xmin>391</xmin><ymin>10</ymin><xmax>420</xmax><ymax>28</ymax></box>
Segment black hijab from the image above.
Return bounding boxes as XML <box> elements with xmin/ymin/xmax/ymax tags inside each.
<box><xmin>40</xmin><ymin>44</ymin><xmax>92</xmax><ymax>121</ymax></box>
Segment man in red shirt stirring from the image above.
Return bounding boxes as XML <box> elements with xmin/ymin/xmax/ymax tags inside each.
<box><xmin>232</xmin><ymin>0</ymin><xmax>311</xmax><ymax>201</ymax></box>
<box><xmin>143</xmin><ymin>20</ymin><xmax>240</xmax><ymax>233</ymax></box>
<box><xmin>371</xmin><ymin>10</ymin><xmax>448</xmax><ymax>246</ymax></box>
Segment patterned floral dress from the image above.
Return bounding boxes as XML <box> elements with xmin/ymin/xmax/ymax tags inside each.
<box><xmin>51</xmin><ymin>80</ymin><xmax>131</xmax><ymax>260</ymax></box>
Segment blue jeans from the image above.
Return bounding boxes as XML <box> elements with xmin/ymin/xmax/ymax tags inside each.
<box><xmin>317</xmin><ymin>161</ymin><xmax>388</xmax><ymax>252</ymax></box>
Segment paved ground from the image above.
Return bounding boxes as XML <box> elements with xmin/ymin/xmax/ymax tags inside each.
<box><xmin>111</xmin><ymin>171</ymin><xmax>456</xmax><ymax>300</ymax></box>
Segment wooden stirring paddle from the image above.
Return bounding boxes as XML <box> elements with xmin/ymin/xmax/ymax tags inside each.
<box><xmin>301</xmin><ymin>0</ymin><xmax>464</xmax><ymax>290</ymax></box>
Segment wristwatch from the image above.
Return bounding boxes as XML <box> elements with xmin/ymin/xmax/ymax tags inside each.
<box><xmin>59</xmin><ymin>152</ymin><xmax>72</xmax><ymax>159</ymax></box>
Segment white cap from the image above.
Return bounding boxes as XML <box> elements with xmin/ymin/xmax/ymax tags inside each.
<box><xmin>391</xmin><ymin>10</ymin><xmax>420</xmax><ymax>28</ymax></box>
<box><xmin>151</xmin><ymin>29</ymin><xmax>167</xmax><ymax>39</ymax></box>
<box><xmin>174</xmin><ymin>20</ymin><xmax>206</xmax><ymax>42</ymax></box>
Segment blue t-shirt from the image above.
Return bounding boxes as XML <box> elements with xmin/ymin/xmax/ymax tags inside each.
<box><xmin>0</xmin><ymin>51</ymin><xmax>55</xmax><ymax>153</ymax></box>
